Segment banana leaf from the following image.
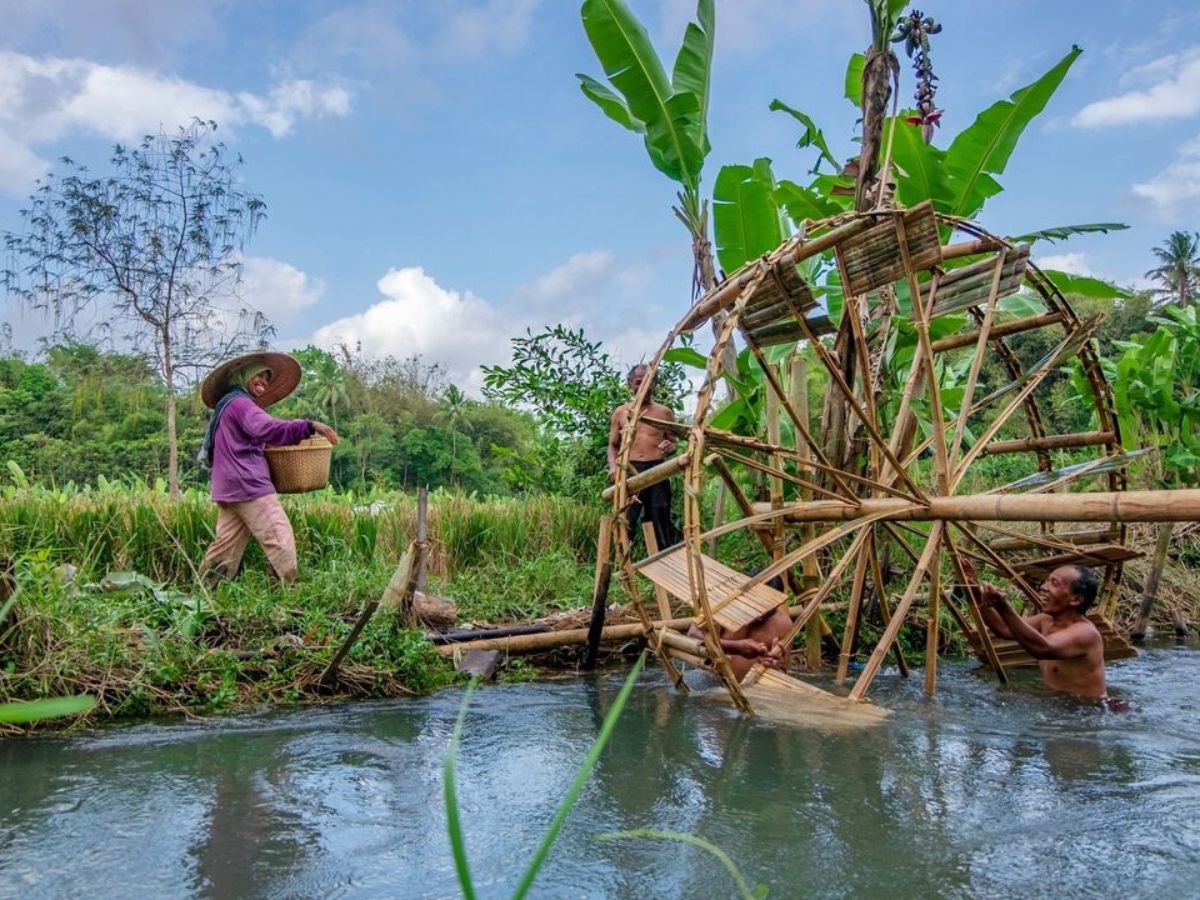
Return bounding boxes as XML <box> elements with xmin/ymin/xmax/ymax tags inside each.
<box><xmin>580</xmin><ymin>0</ymin><xmax>704</xmax><ymax>188</ymax></box>
<box><xmin>943</xmin><ymin>46</ymin><xmax>1082</xmax><ymax>218</ymax></box>
<box><xmin>713</xmin><ymin>161</ymin><xmax>785</xmax><ymax>274</ymax></box>
<box><xmin>1010</xmin><ymin>222</ymin><xmax>1129</xmax><ymax>244</ymax></box>
<box><xmin>671</xmin><ymin>0</ymin><xmax>714</xmax><ymax>156</ymax></box>
<box><xmin>770</xmin><ymin>99</ymin><xmax>840</xmax><ymax>174</ymax></box>
<box><xmin>1042</xmin><ymin>270</ymin><xmax>1133</xmax><ymax>300</ymax></box>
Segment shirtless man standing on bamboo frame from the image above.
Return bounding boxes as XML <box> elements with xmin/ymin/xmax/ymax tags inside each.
<box><xmin>608</xmin><ymin>364</ymin><xmax>680</xmax><ymax>552</ymax></box>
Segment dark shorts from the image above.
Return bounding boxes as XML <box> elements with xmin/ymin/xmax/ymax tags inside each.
<box><xmin>626</xmin><ymin>458</ymin><xmax>680</xmax><ymax>551</ymax></box>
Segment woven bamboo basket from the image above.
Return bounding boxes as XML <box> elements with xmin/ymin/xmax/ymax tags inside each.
<box><xmin>265</xmin><ymin>434</ymin><xmax>332</xmax><ymax>493</ymax></box>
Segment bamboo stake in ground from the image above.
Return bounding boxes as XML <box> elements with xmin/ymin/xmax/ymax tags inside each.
<box><xmin>583</xmin><ymin>516</ymin><xmax>615</xmax><ymax>671</ymax></box>
<box><xmin>322</xmin><ymin>539</ymin><xmax>424</xmax><ymax>685</ymax></box>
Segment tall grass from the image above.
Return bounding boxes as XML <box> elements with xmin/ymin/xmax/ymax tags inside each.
<box><xmin>0</xmin><ymin>484</ymin><xmax>609</xmax><ymax>724</ymax></box>
<box><xmin>0</xmin><ymin>486</ymin><xmax>602</xmax><ymax>585</ymax></box>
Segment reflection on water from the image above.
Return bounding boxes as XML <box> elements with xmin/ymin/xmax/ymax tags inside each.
<box><xmin>4</xmin><ymin>644</ymin><xmax>1200</xmax><ymax>898</ymax></box>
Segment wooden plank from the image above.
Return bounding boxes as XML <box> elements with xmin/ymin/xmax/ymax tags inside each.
<box><xmin>737</xmin><ymin>666</ymin><xmax>891</xmax><ymax>729</ymax></box>
<box><xmin>837</xmin><ymin>202</ymin><xmax>941</xmax><ymax>296</ymax></box>
<box><xmin>1009</xmin><ymin>544</ymin><xmax>1143</xmax><ymax>578</ymax></box>
<box><xmin>638</xmin><ymin>548</ymin><xmax>786</xmax><ymax>632</ymax></box>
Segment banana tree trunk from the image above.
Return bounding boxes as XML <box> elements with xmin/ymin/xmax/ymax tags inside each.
<box><xmin>1132</xmin><ymin>522</ymin><xmax>1175</xmax><ymax>639</ymax></box>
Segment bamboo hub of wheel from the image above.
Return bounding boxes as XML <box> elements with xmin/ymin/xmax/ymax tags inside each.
<box><xmin>608</xmin><ymin>203</ymin><xmax>1143</xmax><ymax>719</ymax></box>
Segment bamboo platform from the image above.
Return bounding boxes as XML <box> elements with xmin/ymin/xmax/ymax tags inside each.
<box><xmin>735</xmin><ymin>666</ymin><xmax>890</xmax><ymax>729</ymax></box>
<box><xmin>637</xmin><ymin>547</ymin><xmax>786</xmax><ymax>632</ymax></box>
<box><xmin>1008</xmin><ymin>544</ymin><xmax>1143</xmax><ymax>579</ymax></box>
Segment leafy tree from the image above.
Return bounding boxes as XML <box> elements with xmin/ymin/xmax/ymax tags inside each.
<box><xmin>482</xmin><ymin>325</ymin><xmax>686</xmax><ymax>494</ymax></box>
<box><xmin>2</xmin><ymin>120</ymin><xmax>269</xmax><ymax>496</ymax></box>
<box><xmin>1076</xmin><ymin>305</ymin><xmax>1200</xmax><ymax>636</ymax></box>
<box><xmin>1145</xmin><ymin>231</ymin><xmax>1200</xmax><ymax>307</ymax></box>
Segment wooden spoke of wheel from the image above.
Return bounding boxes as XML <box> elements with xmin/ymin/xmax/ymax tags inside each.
<box><xmin>671</xmin><ymin>426</ymin><xmax>921</xmax><ymax>501</ymax></box>
<box><xmin>951</xmin><ymin>317</ymin><xmax>1102</xmax><ymax>491</ymax></box>
<box><xmin>940</xmin><ymin>528</ymin><xmax>1008</xmax><ymax>683</ymax></box>
<box><xmin>784</xmin><ymin>296</ymin><xmax>928</xmax><ymax>502</ymax></box>
<box><xmin>836</xmin><ymin>526</ymin><xmax>874</xmax><ymax>684</ymax></box>
<box><xmin>701</xmin><ymin>508</ymin><xmax>899</xmax><ymax>627</ymax></box>
<box><xmin>741</xmin><ymin>332</ymin><xmax>863</xmax><ymax>503</ymax></box>
<box><xmin>879</xmin><ymin>271</ymin><xmax>941</xmax><ymax>489</ymax></box>
<box><xmin>949</xmin><ymin>521</ymin><xmax>1043</xmax><ymax>610</ymax></box>
<box><xmin>897</xmin><ymin>214</ymin><xmax>952</xmax><ymax>498</ymax></box>
<box><xmin>714</xmin><ymin>447</ymin><xmax>849</xmax><ymax>503</ymax></box>
<box><xmin>948</xmin><ymin>249</ymin><xmax>1007</xmax><ymax>466</ymax></box>
<box><xmin>850</xmin><ymin>521</ymin><xmax>946</xmax><ymax>702</ymax></box>
<box><xmin>777</xmin><ymin>523</ymin><xmax>877</xmax><ymax>649</ymax></box>
<box><xmin>868</xmin><ymin>529</ymin><xmax>909</xmax><ymax>677</ymax></box>
<box><xmin>827</xmin><ymin>259</ymin><xmax>883</xmax><ymax>474</ymax></box>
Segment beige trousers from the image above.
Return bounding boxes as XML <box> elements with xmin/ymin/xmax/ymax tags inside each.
<box><xmin>203</xmin><ymin>493</ymin><xmax>298</xmax><ymax>585</ymax></box>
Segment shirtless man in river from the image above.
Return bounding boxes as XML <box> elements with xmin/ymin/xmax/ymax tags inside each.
<box><xmin>608</xmin><ymin>364</ymin><xmax>680</xmax><ymax>550</ymax></box>
<box><xmin>976</xmin><ymin>564</ymin><xmax>1106</xmax><ymax>698</ymax></box>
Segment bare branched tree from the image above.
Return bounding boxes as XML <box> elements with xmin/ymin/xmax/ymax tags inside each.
<box><xmin>3</xmin><ymin>119</ymin><xmax>270</xmax><ymax>496</ymax></box>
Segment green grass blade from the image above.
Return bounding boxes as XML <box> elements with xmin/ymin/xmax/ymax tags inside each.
<box><xmin>511</xmin><ymin>652</ymin><xmax>646</xmax><ymax>900</ymax></box>
<box><xmin>444</xmin><ymin>680</ymin><xmax>478</xmax><ymax>900</ymax></box>
<box><xmin>0</xmin><ymin>695</ymin><xmax>96</xmax><ymax>724</ymax></box>
<box><xmin>596</xmin><ymin>828</ymin><xmax>766</xmax><ymax>899</ymax></box>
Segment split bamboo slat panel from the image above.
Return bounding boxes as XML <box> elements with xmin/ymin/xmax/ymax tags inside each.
<box><xmin>837</xmin><ymin>202</ymin><xmax>941</xmax><ymax>296</ymax></box>
<box><xmin>637</xmin><ymin>547</ymin><xmax>787</xmax><ymax>632</ymax></box>
<box><xmin>929</xmin><ymin>245</ymin><xmax>1030</xmax><ymax>317</ymax></box>
<box><xmin>737</xmin><ymin>666</ymin><xmax>891</xmax><ymax>729</ymax></box>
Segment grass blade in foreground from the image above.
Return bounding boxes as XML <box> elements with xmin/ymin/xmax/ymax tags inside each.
<box><xmin>0</xmin><ymin>695</ymin><xmax>96</xmax><ymax>724</ymax></box>
<box><xmin>510</xmin><ymin>652</ymin><xmax>647</xmax><ymax>900</ymax></box>
<box><xmin>444</xmin><ymin>680</ymin><xmax>479</xmax><ymax>900</ymax></box>
<box><xmin>597</xmin><ymin>829</ymin><xmax>768</xmax><ymax>899</ymax></box>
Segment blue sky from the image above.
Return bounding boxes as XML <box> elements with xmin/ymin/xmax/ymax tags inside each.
<box><xmin>1</xmin><ymin>0</ymin><xmax>1198</xmax><ymax>393</ymax></box>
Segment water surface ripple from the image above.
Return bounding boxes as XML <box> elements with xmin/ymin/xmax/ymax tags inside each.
<box><xmin>4</xmin><ymin>644</ymin><xmax>1200</xmax><ymax>898</ymax></box>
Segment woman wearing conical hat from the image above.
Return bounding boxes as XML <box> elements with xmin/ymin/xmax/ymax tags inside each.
<box><xmin>198</xmin><ymin>351</ymin><xmax>339</xmax><ymax>585</ymax></box>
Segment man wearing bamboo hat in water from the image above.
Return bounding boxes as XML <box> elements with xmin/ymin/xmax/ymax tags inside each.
<box><xmin>199</xmin><ymin>351</ymin><xmax>339</xmax><ymax>585</ymax></box>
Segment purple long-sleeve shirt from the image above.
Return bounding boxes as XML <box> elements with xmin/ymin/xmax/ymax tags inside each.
<box><xmin>210</xmin><ymin>395</ymin><xmax>314</xmax><ymax>502</ymax></box>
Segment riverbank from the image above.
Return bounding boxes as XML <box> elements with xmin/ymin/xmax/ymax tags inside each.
<box><xmin>3</xmin><ymin>486</ymin><xmax>1198</xmax><ymax>729</ymax></box>
<box><xmin>0</xmin><ymin>487</ymin><xmax>618</xmax><ymax>726</ymax></box>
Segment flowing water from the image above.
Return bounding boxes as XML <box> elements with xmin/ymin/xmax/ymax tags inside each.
<box><xmin>5</xmin><ymin>644</ymin><xmax>1200</xmax><ymax>899</ymax></box>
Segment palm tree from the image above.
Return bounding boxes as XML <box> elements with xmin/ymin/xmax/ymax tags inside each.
<box><xmin>310</xmin><ymin>355</ymin><xmax>348</xmax><ymax>431</ymax></box>
<box><xmin>1146</xmin><ymin>231</ymin><xmax>1200</xmax><ymax>307</ymax></box>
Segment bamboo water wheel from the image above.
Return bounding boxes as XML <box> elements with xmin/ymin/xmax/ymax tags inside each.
<box><xmin>606</xmin><ymin>201</ymin><xmax>1179</xmax><ymax>723</ymax></box>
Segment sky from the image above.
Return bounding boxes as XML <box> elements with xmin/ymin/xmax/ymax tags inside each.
<box><xmin>1</xmin><ymin>0</ymin><xmax>1198</xmax><ymax>395</ymax></box>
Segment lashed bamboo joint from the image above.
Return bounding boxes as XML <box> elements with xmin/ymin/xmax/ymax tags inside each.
<box><xmin>606</xmin><ymin>204</ymin><xmax>1141</xmax><ymax>721</ymax></box>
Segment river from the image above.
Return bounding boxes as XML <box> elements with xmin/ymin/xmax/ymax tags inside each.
<box><xmin>4</xmin><ymin>643</ymin><xmax>1200</xmax><ymax>898</ymax></box>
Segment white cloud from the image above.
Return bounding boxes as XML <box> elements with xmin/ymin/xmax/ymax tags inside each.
<box><xmin>0</xmin><ymin>50</ymin><xmax>350</xmax><ymax>193</ymax></box>
<box><xmin>237</xmin><ymin>257</ymin><xmax>324</xmax><ymax>327</ymax></box>
<box><xmin>517</xmin><ymin>250</ymin><xmax>616</xmax><ymax>308</ymax></box>
<box><xmin>1132</xmin><ymin>134</ymin><xmax>1200</xmax><ymax>219</ymax></box>
<box><xmin>1036</xmin><ymin>252</ymin><xmax>1095</xmax><ymax>277</ymax></box>
<box><xmin>433</xmin><ymin>0</ymin><xmax>541</xmax><ymax>60</ymax></box>
<box><xmin>309</xmin><ymin>266</ymin><xmax>509</xmax><ymax>393</ymax></box>
<box><xmin>1074</xmin><ymin>47</ymin><xmax>1200</xmax><ymax>127</ymax></box>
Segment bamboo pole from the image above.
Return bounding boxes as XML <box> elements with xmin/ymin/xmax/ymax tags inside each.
<box><xmin>753</xmin><ymin>488</ymin><xmax>1200</xmax><ymax>522</ymax></box>
<box><xmin>792</xmin><ymin>356</ymin><xmax>824</xmax><ymax>670</ymax></box>
<box><xmin>930</xmin><ymin>312</ymin><xmax>1060</xmax><ymax>353</ymax></box>
<box><xmin>948</xmin><ymin>250</ymin><xmax>1006</xmax><ymax>466</ymax></box>
<box><xmin>868</xmin><ymin>530</ymin><xmax>909</xmax><ymax>677</ymax></box>
<box><xmin>980</xmin><ymin>431</ymin><xmax>1114</xmax><ymax>455</ymax></box>
<box><xmin>601</xmin><ymin>453</ymin><xmax>691</xmax><ymax>500</ymax></box>
<box><xmin>850</xmin><ymin>522</ymin><xmax>945</xmax><ymax>701</ymax></box>
<box><xmin>642</xmin><ymin>523</ymin><xmax>674</xmax><ymax>622</ymax></box>
<box><xmin>583</xmin><ymin>515</ymin><xmax>615</xmax><ymax>671</ymax></box>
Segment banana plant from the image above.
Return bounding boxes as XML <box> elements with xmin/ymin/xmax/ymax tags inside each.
<box><xmin>578</xmin><ymin>0</ymin><xmax>717</xmax><ymax>296</ymax></box>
